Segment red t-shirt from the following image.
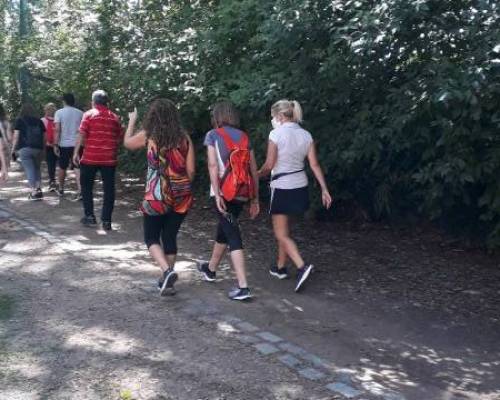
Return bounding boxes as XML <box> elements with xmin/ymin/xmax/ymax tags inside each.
<box><xmin>41</xmin><ymin>117</ymin><xmax>55</xmax><ymax>145</ymax></box>
<box><xmin>79</xmin><ymin>105</ymin><xmax>124</xmax><ymax>167</ymax></box>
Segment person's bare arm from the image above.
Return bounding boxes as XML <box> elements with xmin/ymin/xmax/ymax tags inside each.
<box><xmin>185</xmin><ymin>135</ymin><xmax>195</xmax><ymax>182</ymax></box>
<box><xmin>0</xmin><ymin>140</ymin><xmax>8</xmax><ymax>182</ymax></box>
<box><xmin>73</xmin><ymin>133</ymin><xmax>85</xmax><ymax>166</ymax></box>
<box><xmin>207</xmin><ymin>145</ymin><xmax>225</xmax><ymax>213</ymax></box>
<box><xmin>249</xmin><ymin>150</ymin><xmax>260</xmax><ymax>218</ymax></box>
<box><xmin>307</xmin><ymin>141</ymin><xmax>333</xmax><ymax>209</ymax></box>
<box><xmin>11</xmin><ymin>130</ymin><xmax>19</xmax><ymax>154</ymax></box>
<box><xmin>123</xmin><ymin>108</ymin><xmax>147</xmax><ymax>150</ymax></box>
<box><xmin>53</xmin><ymin>122</ymin><xmax>61</xmax><ymax>156</ymax></box>
<box><xmin>258</xmin><ymin>140</ymin><xmax>278</xmax><ymax>178</ymax></box>
<box><xmin>124</xmin><ymin>129</ymin><xmax>147</xmax><ymax>150</ymax></box>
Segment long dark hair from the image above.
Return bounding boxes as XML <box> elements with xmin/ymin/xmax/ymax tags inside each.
<box><xmin>19</xmin><ymin>103</ymin><xmax>37</xmax><ymax>119</ymax></box>
<box><xmin>142</xmin><ymin>98</ymin><xmax>185</xmax><ymax>150</ymax></box>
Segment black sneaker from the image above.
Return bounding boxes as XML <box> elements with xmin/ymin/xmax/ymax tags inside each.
<box><xmin>295</xmin><ymin>264</ymin><xmax>314</xmax><ymax>292</ymax></box>
<box><xmin>35</xmin><ymin>188</ymin><xmax>43</xmax><ymax>199</ymax></box>
<box><xmin>102</xmin><ymin>221</ymin><xmax>112</xmax><ymax>231</ymax></box>
<box><xmin>269</xmin><ymin>265</ymin><xmax>289</xmax><ymax>280</ymax></box>
<box><xmin>28</xmin><ymin>191</ymin><xmax>41</xmax><ymax>201</ymax></box>
<box><xmin>228</xmin><ymin>287</ymin><xmax>253</xmax><ymax>301</ymax></box>
<box><xmin>48</xmin><ymin>182</ymin><xmax>57</xmax><ymax>192</ymax></box>
<box><xmin>80</xmin><ymin>215</ymin><xmax>97</xmax><ymax>226</ymax></box>
<box><xmin>197</xmin><ymin>262</ymin><xmax>216</xmax><ymax>282</ymax></box>
<box><xmin>159</xmin><ymin>269</ymin><xmax>178</xmax><ymax>296</ymax></box>
<box><xmin>72</xmin><ymin>192</ymin><xmax>83</xmax><ymax>202</ymax></box>
<box><xmin>55</xmin><ymin>187</ymin><xmax>64</xmax><ymax>197</ymax></box>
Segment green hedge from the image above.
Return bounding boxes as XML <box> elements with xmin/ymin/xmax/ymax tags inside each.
<box><xmin>1</xmin><ymin>0</ymin><xmax>499</xmax><ymax>247</ymax></box>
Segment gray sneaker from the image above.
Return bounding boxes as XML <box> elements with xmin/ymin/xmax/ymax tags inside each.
<box><xmin>228</xmin><ymin>287</ymin><xmax>252</xmax><ymax>301</ymax></box>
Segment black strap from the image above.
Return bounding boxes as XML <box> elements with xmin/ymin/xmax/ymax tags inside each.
<box><xmin>271</xmin><ymin>169</ymin><xmax>305</xmax><ymax>182</ymax></box>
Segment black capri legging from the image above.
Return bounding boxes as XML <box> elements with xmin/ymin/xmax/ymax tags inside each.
<box><xmin>215</xmin><ymin>200</ymin><xmax>244</xmax><ymax>252</ymax></box>
<box><xmin>144</xmin><ymin>212</ymin><xmax>186</xmax><ymax>254</ymax></box>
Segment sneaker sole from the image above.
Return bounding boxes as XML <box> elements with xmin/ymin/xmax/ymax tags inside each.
<box><xmin>230</xmin><ymin>293</ymin><xmax>253</xmax><ymax>301</ymax></box>
<box><xmin>269</xmin><ymin>270</ymin><xmax>288</xmax><ymax>280</ymax></box>
<box><xmin>295</xmin><ymin>265</ymin><xmax>313</xmax><ymax>292</ymax></box>
<box><xmin>197</xmin><ymin>263</ymin><xmax>216</xmax><ymax>282</ymax></box>
<box><xmin>160</xmin><ymin>272</ymin><xmax>178</xmax><ymax>296</ymax></box>
<box><xmin>202</xmin><ymin>272</ymin><xmax>216</xmax><ymax>282</ymax></box>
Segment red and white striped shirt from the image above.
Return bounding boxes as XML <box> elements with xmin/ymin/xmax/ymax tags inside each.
<box><xmin>79</xmin><ymin>105</ymin><xmax>124</xmax><ymax>167</ymax></box>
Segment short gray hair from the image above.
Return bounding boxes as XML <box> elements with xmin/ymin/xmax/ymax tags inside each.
<box><xmin>92</xmin><ymin>89</ymin><xmax>108</xmax><ymax>106</ymax></box>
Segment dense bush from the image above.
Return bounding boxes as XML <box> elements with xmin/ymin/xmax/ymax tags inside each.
<box><xmin>1</xmin><ymin>0</ymin><xmax>499</xmax><ymax>247</ymax></box>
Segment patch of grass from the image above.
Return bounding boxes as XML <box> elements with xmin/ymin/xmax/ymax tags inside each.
<box><xmin>119</xmin><ymin>389</ymin><xmax>135</xmax><ymax>400</ymax></box>
<box><xmin>0</xmin><ymin>294</ymin><xmax>14</xmax><ymax>320</ymax></box>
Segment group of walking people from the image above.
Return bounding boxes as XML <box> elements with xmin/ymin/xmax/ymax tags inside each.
<box><xmin>1</xmin><ymin>92</ymin><xmax>332</xmax><ymax>301</ymax></box>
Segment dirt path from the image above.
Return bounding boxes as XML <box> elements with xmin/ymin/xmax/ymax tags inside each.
<box><xmin>0</xmin><ymin>166</ymin><xmax>499</xmax><ymax>400</ymax></box>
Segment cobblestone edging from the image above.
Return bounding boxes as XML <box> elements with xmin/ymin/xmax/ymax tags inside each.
<box><xmin>0</xmin><ymin>203</ymin><xmax>406</xmax><ymax>400</ymax></box>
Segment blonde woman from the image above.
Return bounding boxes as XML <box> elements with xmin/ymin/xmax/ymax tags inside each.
<box><xmin>259</xmin><ymin>100</ymin><xmax>332</xmax><ymax>292</ymax></box>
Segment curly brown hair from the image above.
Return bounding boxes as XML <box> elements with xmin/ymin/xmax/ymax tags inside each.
<box><xmin>142</xmin><ymin>98</ymin><xmax>185</xmax><ymax>150</ymax></box>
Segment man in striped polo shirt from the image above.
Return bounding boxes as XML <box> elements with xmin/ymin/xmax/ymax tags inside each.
<box><xmin>73</xmin><ymin>90</ymin><xmax>124</xmax><ymax>231</ymax></box>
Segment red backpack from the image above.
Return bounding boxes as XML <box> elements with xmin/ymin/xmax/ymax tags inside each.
<box><xmin>217</xmin><ymin>127</ymin><xmax>255</xmax><ymax>202</ymax></box>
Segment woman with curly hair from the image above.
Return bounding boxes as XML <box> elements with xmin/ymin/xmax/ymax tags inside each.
<box><xmin>124</xmin><ymin>99</ymin><xmax>195</xmax><ymax>296</ymax></box>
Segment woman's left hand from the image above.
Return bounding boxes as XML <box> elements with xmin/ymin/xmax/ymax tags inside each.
<box><xmin>322</xmin><ymin>189</ymin><xmax>333</xmax><ymax>209</ymax></box>
<box><xmin>249</xmin><ymin>199</ymin><xmax>260</xmax><ymax>219</ymax></box>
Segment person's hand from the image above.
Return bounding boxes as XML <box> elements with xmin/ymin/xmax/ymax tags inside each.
<box><xmin>72</xmin><ymin>153</ymin><xmax>80</xmax><ymax>167</ymax></box>
<box><xmin>128</xmin><ymin>107</ymin><xmax>138</xmax><ymax>125</ymax></box>
<box><xmin>322</xmin><ymin>189</ymin><xmax>333</xmax><ymax>209</ymax></box>
<box><xmin>215</xmin><ymin>195</ymin><xmax>227</xmax><ymax>214</ymax></box>
<box><xmin>249</xmin><ymin>199</ymin><xmax>260</xmax><ymax>219</ymax></box>
<box><xmin>53</xmin><ymin>145</ymin><xmax>60</xmax><ymax>157</ymax></box>
<box><xmin>0</xmin><ymin>170</ymin><xmax>8</xmax><ymax>183</ymax></box>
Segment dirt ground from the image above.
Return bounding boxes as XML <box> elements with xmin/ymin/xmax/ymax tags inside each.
<box><xmin>0</xmin><ymin>165</ymin><xmax>499</xmax><ymax>400</ymax></box>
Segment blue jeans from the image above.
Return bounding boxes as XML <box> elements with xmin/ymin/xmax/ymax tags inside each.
<box><xmin>18</xmin><ymin>147</ymin><xmax>42</xmax><ymax>189</ymax></box>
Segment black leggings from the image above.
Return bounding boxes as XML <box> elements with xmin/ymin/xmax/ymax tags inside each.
<box><xmin>46</xmin><ymin>146</ymin><xmax>58</xmax><ymax>182</ymax></box>
<box><xmin>215</xmin><ymin>200</ymin><xmax>244</xmax><ymax>252</ymax></box>
<box><xmin>144</xmin><ymin>212</ymin><xmax>186</xmax><ymax>255</ymax></box>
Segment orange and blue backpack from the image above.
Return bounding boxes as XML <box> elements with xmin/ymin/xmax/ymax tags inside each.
<box><xmin>216</xmin><ymin>127</ymin><xmax>255</xmax><ymax>202</ymax></box>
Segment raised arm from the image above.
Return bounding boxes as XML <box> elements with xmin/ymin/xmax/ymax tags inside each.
<box><xmin>307</xmin><ymin>141</ymin><xmax>332</xmax><ymax>209</ymax></box>
<box><xmin>124</xmin><ymin>108</ymin><xmax>147</xmax><ymax>150</ymax></box>
<box><xmin>258</xmin><ymin>140</ymin><xmax>278</xmax><ymax>178</ymax></box>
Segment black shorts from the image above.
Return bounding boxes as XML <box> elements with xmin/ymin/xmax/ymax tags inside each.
<box><xmin>270</xmin><ymin>186</ymin><xmax>310</xmax><ymax>215</ymax></box>
<box><xmin>58</xmin><ymin>146</ymin><xmax>74</xmax><ymax>170</ymax></box>
<box><xmin>215</xmin><ymin>200</ymin><xmax>244</xmax><ymax>251</ymax></box>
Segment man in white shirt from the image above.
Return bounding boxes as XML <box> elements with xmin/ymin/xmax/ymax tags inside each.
<box><xmin>54</xmin><ymin>93</ymin><xmax>83</xmax><ymax>198</ymax></box>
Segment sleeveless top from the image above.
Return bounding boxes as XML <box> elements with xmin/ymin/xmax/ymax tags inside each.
<box><xmin>141</xmin><ymin>138</ymin><xmax>193</xmax><ymax>215</ymax></box>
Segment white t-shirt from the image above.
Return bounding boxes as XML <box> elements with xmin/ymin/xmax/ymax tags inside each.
<box><xmin>54</xmin><ymin>106</ymin><xmax>83</xmax><ymax>147</ymax></box>
<box><xmin>269</xmin><ymin>122</ymin><xmax>313</xmax><ymax>189</ymax></box>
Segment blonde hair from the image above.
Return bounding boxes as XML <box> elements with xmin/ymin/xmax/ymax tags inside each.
<box><xmin>44</xmin><ymin>103</ymin><xmax>56</xmax><ymax>113</ymax></box>
<box><xmin>271</xmin><ymin>99</ymin><xmax>303</xmax><ymax>123</ymax></box>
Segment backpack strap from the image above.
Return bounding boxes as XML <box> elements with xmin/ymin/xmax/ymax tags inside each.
<box><xmin>216</xmin><ymin>127</ymin><xmax>249</xmax><ymax>150</ymax></box>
